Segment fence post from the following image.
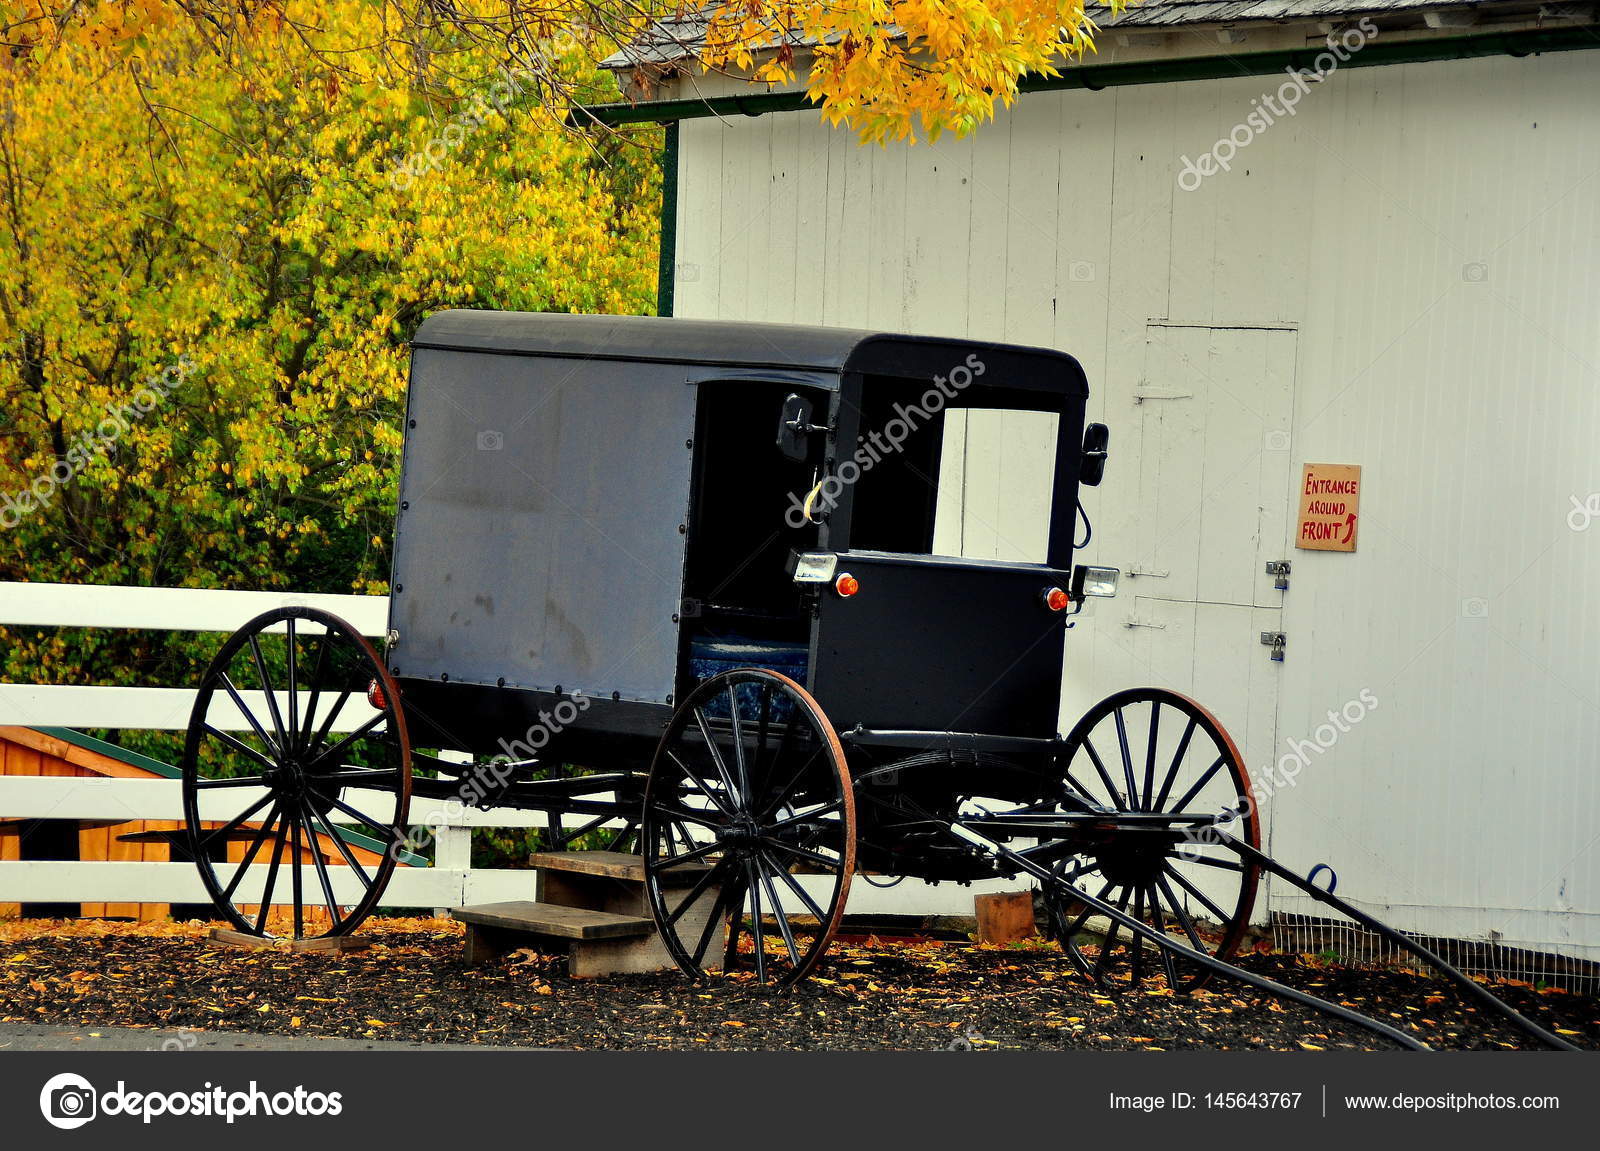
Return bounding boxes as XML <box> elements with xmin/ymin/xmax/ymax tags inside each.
<box><xmin>432</xmin><ymin>824</ymin><xmax>472</xmax><ymax>917</ymax></box>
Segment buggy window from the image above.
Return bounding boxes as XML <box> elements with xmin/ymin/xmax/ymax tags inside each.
<box><xmin>932</xmin><ymin>409</ymin><xmax>1058</xmax><ymax>563</ymax></box>
<box><xmin>845</xmin><ymin>376</ymin><xmax>1059</xmax><ymax>563</ymax></box>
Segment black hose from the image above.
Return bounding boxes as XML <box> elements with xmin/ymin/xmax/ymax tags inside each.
<box><xmin>1213</xmin><ymin>831</ymin><xmax>1583</xmax><ymax>1053</ymax></box>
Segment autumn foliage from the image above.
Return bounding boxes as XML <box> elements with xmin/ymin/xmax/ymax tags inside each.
<box><xmin>0</xmin><ymin>2</ymin><xmax>659</xmax><ymax>738</ymax></box>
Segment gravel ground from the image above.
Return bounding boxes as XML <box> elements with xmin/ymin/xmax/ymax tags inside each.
<box><xmin>2</xmin><ymin>919</ymin><xmax>1596</xmax><ymax>1051</ymax></box>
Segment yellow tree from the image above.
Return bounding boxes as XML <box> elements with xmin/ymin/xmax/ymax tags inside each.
<box><xmin>0</xmin><ymin>2</ymin><xmax>658</xmax><ymax>746</ymax></box>
<box><xmin>9</xmin><ymin>2</ymin><xmax>1121</xmax><ymax>143</ymax></box>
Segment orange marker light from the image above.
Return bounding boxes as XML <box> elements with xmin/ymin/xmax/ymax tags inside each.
<box><xmin>366</xmin><ymin>678</ymin><xmax>387</xmax><ymax>709</ymax></box>
<box><xmin>1044</xmin><ymin>587</ymin><xmax>1070</xmax><ymax>612</ymax></box>
<box><xmin>835</xmin><ymin>572</ymin><xmax>860</xmax><ymax>598</ymax></box>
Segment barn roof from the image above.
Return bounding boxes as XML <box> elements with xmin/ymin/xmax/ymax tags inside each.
<box><xmin>601</xmin><ymin>0</ymin><xmax>1504</xmax><ymax>69</ymax></box>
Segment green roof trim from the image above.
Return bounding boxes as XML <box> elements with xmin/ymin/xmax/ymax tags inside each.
<box><xmin>36</xmin><ymin>726</ymin><xmax>184</xmax><ymax>779</ymax></box>
<box><xmin>572</xmin><ymin>27</ymin><xmax>1600</xmax><ymax>126</ymax></box>
<box><xmin>29</xmin><ymin>727</ymin><xmax>429</xmax><ymax>867</ymax></box>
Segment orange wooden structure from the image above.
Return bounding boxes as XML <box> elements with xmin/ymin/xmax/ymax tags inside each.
<box><xmin>0</xmin><ymin>726</ymin><xmax>407</xmax><ymax>923</ymax></box>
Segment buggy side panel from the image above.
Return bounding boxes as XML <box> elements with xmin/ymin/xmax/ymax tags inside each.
<box><xmin>390</xmin><ymin>349</ymin><xmax>695</xmax><ymax>705</ymax></box>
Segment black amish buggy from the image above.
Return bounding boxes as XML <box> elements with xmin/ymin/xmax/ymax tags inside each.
<box><xmin>179</xmin><ymin>312</ymin><xmax>1578</xmax><ymax>1049</ymax></box>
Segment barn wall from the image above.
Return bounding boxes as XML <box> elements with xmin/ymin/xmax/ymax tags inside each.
<box><xmin>670</xmin><ymin>51</ymin><xmax>1600</xmax><ymax>959</ymax></box>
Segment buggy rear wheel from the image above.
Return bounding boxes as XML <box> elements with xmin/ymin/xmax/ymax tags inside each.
<box><xmin>181</xmin><ymin>607</ymin><xmax>411</xmax><ymax>939</ymax></box>
<box><xmin>641</xmin><ymin>669</ymin><xmax>856</xmax><ymax>986</ymax></box>
<box><xmin>1042</xmin><ymin>688</ymin><xmax>1260</xmax><ymax>992</ymax></box>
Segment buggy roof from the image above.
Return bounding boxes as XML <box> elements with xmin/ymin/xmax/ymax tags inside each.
<box><xmin>411</xmin><ymin>310</ymin><xmax>1087</xmax><ymax>394</ymax></box>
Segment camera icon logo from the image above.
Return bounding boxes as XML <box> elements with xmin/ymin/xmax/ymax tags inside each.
<box><xmin>1068</xmin><ymin>260</ymin><xmax>1096</xmax><ymax>283</ymax></box>
<box><xmin>1461</xmin><ymin>597</ymin><xmax>1489</xmax><ymax>619</ymax></box>
<box><xmin>39</xmin><ymin>1072</ymin><xmax>97</xmax><ymax>1129</ymax></box>
<box><xmin>1462</xmin><ymin>261</ymin><xmax>1488</xmax><ymax>283</ymax></box>
<box><xmin>477</xmin><ymin>430</ymin><xmax>504</xmax><ymax>451</ymax></box>
<box><xmin>1264</xmin><ymin>429</ymin><xmax>1291</xmax><ymax>451</ymax></box>
<box><xmin>1567</xmin><ymin>493</ymin><xmax>1600</xmax><ymax>533</ymax></box>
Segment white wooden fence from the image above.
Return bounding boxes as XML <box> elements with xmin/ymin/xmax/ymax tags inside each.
<box><xmin>0</xmin><ymin>581</ymin><xmax>999</xmax><ymax>915</ymax></box>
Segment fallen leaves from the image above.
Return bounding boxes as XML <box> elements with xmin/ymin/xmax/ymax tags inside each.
<box><xmin>0</xmin><ymin>920</ymin><xmax>1594</xmax><ymax>1052</ymax></box>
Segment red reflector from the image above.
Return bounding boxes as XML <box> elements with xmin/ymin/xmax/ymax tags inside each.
<box><xmin>1044</xmin><ymin>587</ymin><xmax>1070</xmax><ymax>612</ymax></box>
<box><xmin>366</xmin><ymin>679</ymin><xmax>387</xmax><ymax>709</ymax></box>
<box><xmin>835</xmin><ymin>572</ymin><xmax>860</xmax><ymax>598</ymax></box>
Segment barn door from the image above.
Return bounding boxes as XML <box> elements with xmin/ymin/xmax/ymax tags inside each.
<box><xmin>1112</xmin><ymin>324</ymin><xmax>1297</xmax><ymax>793</ymax></box>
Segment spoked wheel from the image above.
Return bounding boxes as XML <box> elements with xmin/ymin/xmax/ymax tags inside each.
<box><xmin>181</xmin><ymin>607</ymin><xmax>411</xmax><ymax>939</ymax></box>
<box><xmin>641</xmin><ymin>669</ymin><xmax>856</xmax><ymax>987</ymax></box>
<box><xmin>1041</xmin><ymin>688</ymin><xmax>1260</xmax><ymax>992</ymax></box>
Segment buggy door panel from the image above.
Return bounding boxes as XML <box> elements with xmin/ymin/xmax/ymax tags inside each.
<box><xmin>808</xmin><ymin>553</ymin><xmax>1070</xmax><ymax>738</ymax></box>
<box><xmin>390</xmin><ymin>350</ymin><xmax>695</xmax><ymax>703</ymax></box>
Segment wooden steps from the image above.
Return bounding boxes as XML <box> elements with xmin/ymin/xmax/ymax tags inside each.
<box><xmin>529</xmin><ymin>849</ymin><xmax>710</xmax><ymax>883</ymax></box>
<box><xmin>452</xmin><ymin>851</ymin><xmax>723</xmax><ymax>977</ymax></box>
<box><xmin>452</xmin><ymin>901</ymin><xmax>653</xmax><ymax>940</ymax></box>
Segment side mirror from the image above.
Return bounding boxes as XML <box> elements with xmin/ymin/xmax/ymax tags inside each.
<box><xmin>777</xmin><ymin>393</ymin><xmax>818</xmax><ymax>462</ymax></box>
<box><xmin>1080</xmin><ymin>422</ymin><xmax>1109</xmax><ymax>486</ymax></box>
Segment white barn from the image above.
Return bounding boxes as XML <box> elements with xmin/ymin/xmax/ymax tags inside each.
<box><xmin>592</xmin><ymin>1</ymin><xmax>1600</xmax><ymax>975</ymax></box>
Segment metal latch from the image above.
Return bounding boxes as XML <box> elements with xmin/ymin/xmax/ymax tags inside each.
<box><xmin>1132</xmin><ymin>384</ymin><xmax>1195</xmax><ymax>402</ymax></box>
<box><xmin>1260</xmin><ymin>631</ymin><xmax>1286</xmax><ymax>661</ymax></box>
<box><xmin>1265</xmin><ymin>560</ymin><xmax>1291</xmax><ymax>591</ymax></box>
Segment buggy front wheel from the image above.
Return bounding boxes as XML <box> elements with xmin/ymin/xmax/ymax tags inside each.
<box><xmin>641</xmin><ymin>669</ymin><xmax>856</xmax><ymax>986</ymax></box>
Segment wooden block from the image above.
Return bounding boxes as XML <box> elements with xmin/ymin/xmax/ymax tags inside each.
<box><xmin>974</xmin><ymin>890</ymin><xmax>1039</xmax><ymax>945</ymax></box>
<box><xmin>206</xmin><ymin>927</ymin><xmax>370</xmax><ymax>953</ymax></box>
<box><xmin>207</xmin><ymin>927</ymin><xmax>279</xmax><ymax>950</ymax></box>
<box><xmin>287</xmin><ymin>934</ymin><xmax>370</xmax><ymax>954</ymax></box>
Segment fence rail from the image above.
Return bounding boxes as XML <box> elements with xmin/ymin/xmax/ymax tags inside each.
<box><xmin>0</xmin><ymin>581</ymin><xmax>997</xmax><ymax>918</ymax></box>
<box><xmin>0</xmin><ymin>774</ymin><xmax>992</xmax><ymax>915</ymax></box>
<box><xmin>0</xmin><ymin>581</ymin><xmax>388</xmax><ymax>732</ymax></box>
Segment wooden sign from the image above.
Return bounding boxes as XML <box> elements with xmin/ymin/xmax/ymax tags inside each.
<box><xmin>1297</xmin><ymin>464</ymin><xmax>1361</xmax><ymax>551</ymax></box>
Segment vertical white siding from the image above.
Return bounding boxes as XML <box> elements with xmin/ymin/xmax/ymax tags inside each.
<box><xmin>672</xmin><ymin>52</ymin><xmax>1600</xmax><ymax>960</ymax></box>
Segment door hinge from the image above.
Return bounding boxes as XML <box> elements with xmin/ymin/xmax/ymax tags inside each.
<box><xmin>1260</xmin><ymin>631</ymin><xmax>1286</xmax><ymax>661</ymax></box>
<box><xmin>1265</xmin><ymin>560</ymin><xmax>1291</xmax><ymax>591</ymax></box>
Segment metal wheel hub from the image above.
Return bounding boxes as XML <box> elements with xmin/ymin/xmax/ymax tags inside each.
<box><xmin>1091</xmin><ymin>838</ymin><xmax>1174</xmax><ymax>888</ymax></box>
